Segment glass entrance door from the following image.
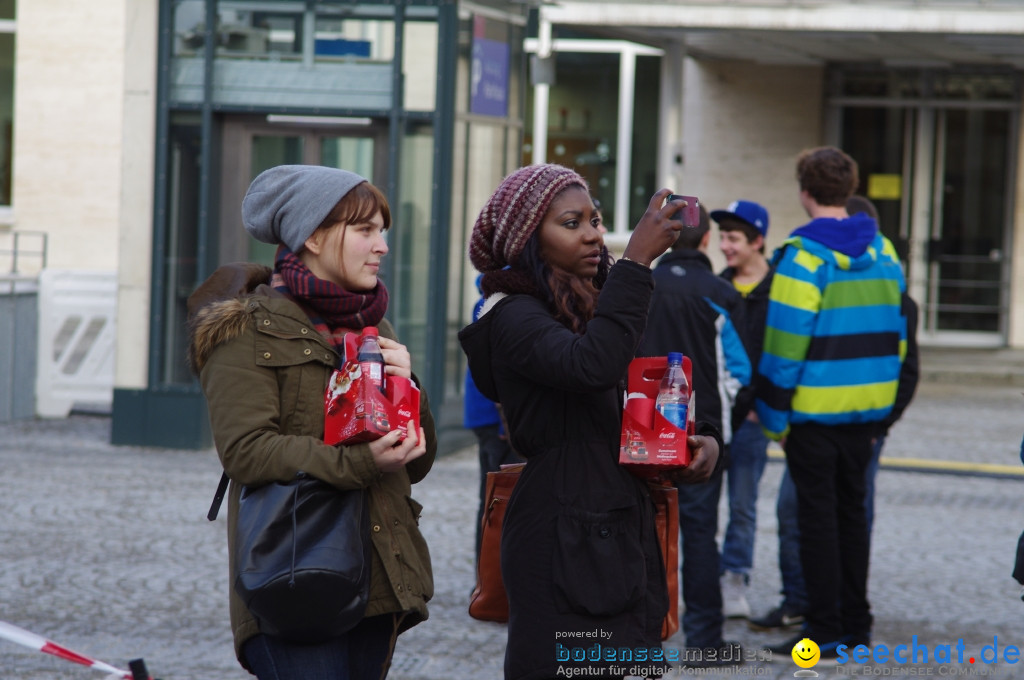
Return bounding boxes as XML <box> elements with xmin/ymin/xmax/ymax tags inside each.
<box><xmin>841</xmin><ymin>101</ymin><xmax>1014</xmax><ymax>346</ymax></box>
<box><xmin>927</xmin><ymin>108</ymin><xmax>1011</xmax><ymax>338</ymax></box>
<box><xmin>218</xmin><ymin>116</ymin><xmax>388</xmax><ymax>267</ymax></box>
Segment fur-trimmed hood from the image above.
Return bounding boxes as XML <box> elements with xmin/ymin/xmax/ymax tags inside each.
<box><xmin>187</xmin><ymin>263</ymin><xmax>272</xmax><ymax>374</ymax></box>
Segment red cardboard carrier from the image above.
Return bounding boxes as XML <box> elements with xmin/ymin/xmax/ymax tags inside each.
<box><xmin>323</xmin><ymin>333</ymin><xmax>421</xmax><ymax>446</ymax></box>
<box><xmin>619</xmin><ymin>356</ymin><xmax>695</xmax><ymax>476</ymax></box>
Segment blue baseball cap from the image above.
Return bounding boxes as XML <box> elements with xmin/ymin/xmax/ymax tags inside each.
<box><xmin>710</xmin><ymin>200</ymin><xmax>769</xmax><ymax>238</ymax></box>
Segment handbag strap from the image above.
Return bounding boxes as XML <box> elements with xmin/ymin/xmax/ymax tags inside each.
<box><xmin>207</xmin><ymin>471</ymin><xmax>229</xmax><ymax>521</ymax></box>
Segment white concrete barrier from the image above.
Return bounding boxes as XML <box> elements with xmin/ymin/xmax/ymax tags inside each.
<box><xmin>35</xmin><ymin>270</ymin><xmax>117</xmax><ymax>418</ymax></box>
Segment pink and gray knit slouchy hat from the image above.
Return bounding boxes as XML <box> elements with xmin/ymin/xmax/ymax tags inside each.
<box><xmin>469</xmin><ymin>164</ymin><xmax>589</xmax><ymax>272</ymax></box>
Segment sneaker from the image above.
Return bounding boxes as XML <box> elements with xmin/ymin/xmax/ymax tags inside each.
<box><xmin>680</xmin><ymin>641</ymin><xmax>744</xmax><ymax>669</ymax></box>
<box><xmin>720</xmin><ymin>571</ymin><xmax>750</xmax><ymax>619</ymax></box>
<box><xmin>766</xmin><ymin>632</ymin><xmax>804</xmax><ymax>658</ymax></box>
<box><xmin>748</xmin><ymin>604</ymin><xmax>805</xmax><ymax>631</ymax></box>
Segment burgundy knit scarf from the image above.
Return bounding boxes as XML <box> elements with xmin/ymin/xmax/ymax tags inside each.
<box><xmin>271</xmin><ymin>245</ymin><xmax>389</xmax><ymax>350</ymax></box>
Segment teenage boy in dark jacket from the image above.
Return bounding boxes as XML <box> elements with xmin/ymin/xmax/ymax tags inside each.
<box><xmin>713</xmin><ymin>200</ymin><xmax>774</xmax><ymax>623</ymax></box>
<box><xmin>638</xmin><ymin>205</ymin><xmax>751</xmax><ymax>667</ymax></box>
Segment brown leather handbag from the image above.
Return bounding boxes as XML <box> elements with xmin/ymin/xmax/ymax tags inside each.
<box><xmin>469</xmin><ymin>465</ymin><xmax>680</xmax><ymax>641</ymax></box>
<box><xmin>649</xmin><ymin>484</ymin><xmax>680</xmax><ymax>640</ymax></box>
<box><xmin>468</xmin><ymin>462</ymin><xmax>523</xmax><ymax>622</ymax></box>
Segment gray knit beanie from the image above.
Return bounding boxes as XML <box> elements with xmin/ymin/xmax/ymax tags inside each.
<box><xmin>242</xmin><ymin>165</ymin><xmax>368</xmax><ymax>253</ymax></box>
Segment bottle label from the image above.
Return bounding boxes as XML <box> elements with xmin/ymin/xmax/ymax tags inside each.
<box><xmin>360</xmin><ymin>361</ymin><xmax>384</xmax><ymax>389</ymax></box>
<box><xmin>658</xmin><ymin>403</ymin><xmax>687</xmax><ymax>430</ymax></box>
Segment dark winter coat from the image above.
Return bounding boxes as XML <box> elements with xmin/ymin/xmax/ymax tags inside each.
<box><xmin>879</xmin><ymin>292</ymin><xmax>920</xmax><ymax>436</ymax></box>
<box><xmin>458</xmin><ymin>260</ymin><xmax>669</xmax><ymax>680</ymax></box>
<box><xmin>188</xmin><ymin>263</ymin><xmax>437</xmax><ymax>669</ymax></box>
<box><xmin>719</xmin><ymin>264</ymin><xmax>775</xmax><ymax>424</ymax></box>
<box><xmin>638</xmin><ymin>249</ymin><xmax>751</xmax><ymax>444</ymax></box>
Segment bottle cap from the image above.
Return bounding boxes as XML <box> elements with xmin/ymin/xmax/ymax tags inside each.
<box><xmin>667</xmin><ymin>352</ymin><xmax>683</xmax><ymax>364</ymax></box>
<box><xmin>362</xmin><ymin>327</ymin><xmax>379</xmax><ymax>337</ymax></box>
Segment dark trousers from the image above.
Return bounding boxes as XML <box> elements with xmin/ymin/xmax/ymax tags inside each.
<box><xmin>785</xmin><ymin>422</ymin><xmax>874</xmax><ymax>642</ymax></box>
<box><xmin>242</xmin><ymin>614</ymin><xmax>400</xmax><ymax>680</ymax></box>
<box><xmin>678</xmin><ymin>469</ymin><xmax>724</xmax><ymax>648</ymax></box>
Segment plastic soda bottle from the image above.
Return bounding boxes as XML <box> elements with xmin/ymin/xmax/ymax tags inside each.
<box><xmin>357</xmin><ymin>327</ymin><xmax>386</xmax><ymax>394</ymax></box>
<box><xmin>656</xmin><ymin>352</ymin><xmax>689</xmax><ymax>430</ymax></box>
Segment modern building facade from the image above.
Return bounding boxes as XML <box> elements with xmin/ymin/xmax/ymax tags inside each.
<box><xmin>6</xmin><ymin>0</ymin><xmax>529</xmax><ymax>448</ymax></box>
<box><xmin>3</xmin><ymin>1</ymin><xmax>1024</xmax><ymax>447</ymax></box>
<box><xmin>531</xmin><ymin>1</ymin><xmax>1024</xmax><ymax>351</ymax></box>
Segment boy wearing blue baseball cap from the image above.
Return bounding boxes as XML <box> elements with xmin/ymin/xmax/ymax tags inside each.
<box><xmin>713</xmin><ymin>200</ymin><xmax>777</xmax><ymax>624</ymax></box>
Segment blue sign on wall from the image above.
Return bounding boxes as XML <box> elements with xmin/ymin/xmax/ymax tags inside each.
<box><xmin>470</xmin><ymin>23</ymin><xmax>509</xmax><ymax>117</ymax></box>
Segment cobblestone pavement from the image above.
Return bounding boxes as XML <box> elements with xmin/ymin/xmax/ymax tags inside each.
<box><xmin>1</xmin><ymin>380</ymin><xmax>1022</xmax><ymax>679</ymax></box>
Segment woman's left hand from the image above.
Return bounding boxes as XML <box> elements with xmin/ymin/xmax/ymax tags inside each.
<box><xmin>667</xmin><ymin>434</ymin><xmax>719</xmax><ymax>484</ymax></box>
<box><xmin>378</xmin><ymin>336</ymin><xmax>412</xmax><ymax>379</ymax></box>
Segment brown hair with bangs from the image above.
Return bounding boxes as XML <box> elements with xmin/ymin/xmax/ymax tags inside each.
<box><xmin>314</xmin><ymin>180</ymin><xmax>392</xmax><ymax>236</ymax></box>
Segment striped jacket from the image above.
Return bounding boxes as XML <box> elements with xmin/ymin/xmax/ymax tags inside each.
<box><xmin>755</xmin><ymin>213</ymin><xmax>906</xmax><ymax>440</ymax></box>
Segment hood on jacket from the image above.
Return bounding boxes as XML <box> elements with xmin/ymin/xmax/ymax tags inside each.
<box><xmin>458</xmin><ymin>296</ymin><xmax>510</xmax><ymax>404</ymax></box>
<box><xmin>790</xmin><ymin>212</ymin><xmax>877</xmax><ymax>257</ymax></box>
<box><xmin>187</xmin><ymin>263</ymin><xmax>272</xmax><ymax>375</ymax></box>
<box><xmin>780</xmin><ymin>213</ymin><xmax>888</xmax><ymax>272</ymax></box>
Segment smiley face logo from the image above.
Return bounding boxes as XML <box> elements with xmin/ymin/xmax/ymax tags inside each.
<box><xmin>791</xmin><ymin>638</ymin><xmax>820</xmax><ymax>668</ymax></box>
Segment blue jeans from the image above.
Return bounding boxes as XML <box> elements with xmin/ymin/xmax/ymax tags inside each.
<box><xmin>776</xmin><ymin>434</ymin><xmax>885</xmax><ymax>613</ymax></box>
<box><xmin>720</xmin><ymin>419</ymin><xmax>768</xmax><ymax>576</ymax></box>
<box><xmin>242</xmin><ymin>614</ymin><xmax>399</xmax><ymax>680</ymax></box>
<box><xmin>678</xmin><ymin>470</ymin><xmax>724</xmax><ymax>648</ymax></box>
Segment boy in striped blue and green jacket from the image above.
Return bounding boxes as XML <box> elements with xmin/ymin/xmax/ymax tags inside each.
<box><xmin>755</xmin><ymin>221</ymin><xmax>906</xmax><ymax>439</ymax></box>
<box><xmin>756</xmin><ymin>146</ymin><xmax>905</xmax><ymax>662</ymax></box>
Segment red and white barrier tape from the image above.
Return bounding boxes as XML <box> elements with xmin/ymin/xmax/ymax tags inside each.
<box><xmin>0</xmin><ymin>619</ymin><xmax>147</xmax><ymax>679</ymax></box>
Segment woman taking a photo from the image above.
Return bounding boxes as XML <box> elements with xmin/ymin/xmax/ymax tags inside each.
<box><xmin>459</xmin><ymin>163</ymin><xmax>723</xmax><ymax>679</ymax></box>
<box><xmin>188</xmin><ymin>164</ymin><xmax>436</xmax><ymax>680</ymax></box>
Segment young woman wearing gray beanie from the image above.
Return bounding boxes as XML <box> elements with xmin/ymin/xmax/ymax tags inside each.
<box><xmin>188</xmin><ymin>165</ymin><xmax>437</xmax><ymax>680</ymax></box>
<box><xmin>459</xmin><ymin>163</ymin><xmax>724</xmax><ymax>679</ymax></box>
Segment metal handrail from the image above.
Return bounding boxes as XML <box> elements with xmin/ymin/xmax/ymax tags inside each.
<box><xmin>0</xmin><ymin>230</ymin><xmax>48</xmax><ymax>274</ymax></box>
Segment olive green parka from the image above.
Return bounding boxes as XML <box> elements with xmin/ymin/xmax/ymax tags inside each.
<box><xmin>188</xmin><ymin>263</ymin><xmax>437</xmax><ymax>668</ymax></box>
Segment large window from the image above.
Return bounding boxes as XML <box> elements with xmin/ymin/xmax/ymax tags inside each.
<box><xmin>174</xmin><ymin>1</ymin><xmax>396</xmax><ymax>61</ymax></box>
<box><xmin>448</xmin><ymin>11</ymin><xmax>527</xmax><ymax>401</ymax></box>
<box><xmin>170</xmin><ymin>1</ymin><xmax>437</xmax><ymax>112</ymax></box>
<box><xmin>0</xmin><ymin>0</ymin><xmax>15</xmax><ymax>211</ymax></box>
<box><xmin>524</xmin><ymin>37</ymin><xmax>662</xmax><ymax>236</ymax></box>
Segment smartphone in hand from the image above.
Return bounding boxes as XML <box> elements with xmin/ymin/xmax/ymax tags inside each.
<box><xmin>668</xmin><ymin>194</ymin><xmax>701</xmax><ymax>227</ymax></box>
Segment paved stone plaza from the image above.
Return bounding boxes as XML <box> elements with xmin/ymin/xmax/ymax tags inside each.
<box><xmin>1</xmin><ymin>379</ymin><xmax>1022</xmax><ymax>679</ymax></box>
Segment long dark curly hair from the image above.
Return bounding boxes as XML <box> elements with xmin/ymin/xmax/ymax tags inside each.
<box><xmin>517</xmin><ymin>235</ymin><xmax>613</xmax><ymax>335</ymax></box>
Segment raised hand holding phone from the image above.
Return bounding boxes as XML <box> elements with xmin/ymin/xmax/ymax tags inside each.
<box><xmin>621</xmin><ymin>190</ymin><xmax>700</xmax><ymax>266</ymax></box>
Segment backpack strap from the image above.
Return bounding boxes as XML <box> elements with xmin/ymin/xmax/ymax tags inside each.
<box><xmin>207</xmin><ymin>471</ymin><xmax>229</xmax><ymax>521</ymax></box>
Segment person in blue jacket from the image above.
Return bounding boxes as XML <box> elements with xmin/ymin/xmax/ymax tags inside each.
<box><xmin>757</xmin><ymin>147</ymin><xmax>906</xmax><ymax>662</ymax></box>
<box><xmin>750</xmin><ymin>195</ymin><xmax>920</xmax><ymax>635</ymax></box>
